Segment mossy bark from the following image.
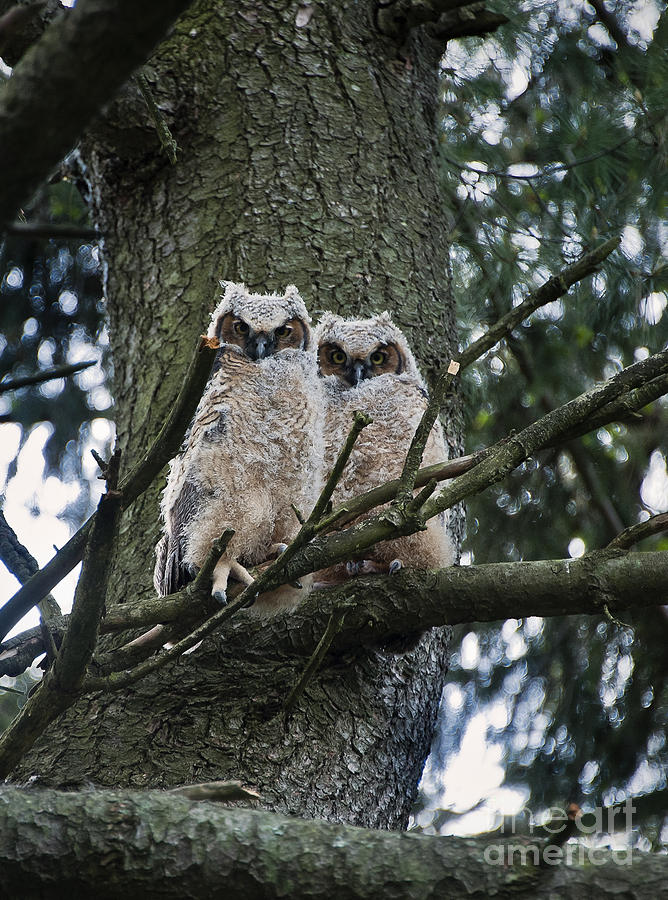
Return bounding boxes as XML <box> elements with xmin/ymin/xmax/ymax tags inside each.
<box><xmin>11</xmin><ymin>0</ymin><xmax>460</xmax><ymax>830</ymax></box>
<box><xmin>1</xmin><ymin>788</ymin><xmax>666</xmax><ymax>900</ymax></box>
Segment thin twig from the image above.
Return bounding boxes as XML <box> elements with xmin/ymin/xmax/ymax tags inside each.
<box><xmin>394</xmin><ymin>360</ymin><xmax>460</xmax><ymax>507</ymax></box>
<box><xmin>317</xmin><ymin>453</ymin><xmax>482</xmax><ymax>533</ymax></box>
<box><xmin>457</xmin><ymin>236</ymin><xmax>621</xmax><ymax>371</ymax></box>
<box><xmin>282</xmin><ymin>607</ymin><xmax>347</xmax><ymax>718</ymax></box>
<box><xmin>5</xmin><ymin>222</ymin><xmax>102</xmax><ymax>240</ymax></box>
<box><xmin>606</xmin><ymin>513</ymin><xmax>668</xmax><ymax>551</ymax></box>
<box><xmin>0</xmin><ymin>360</ymin><xmax>96</xmax><ymax>394</ymax></box>
<box><xmin>310</xmin><ymin>411</ymin><xmax>372</xmax><ymax>523</ymax></box>
<box><xmin>136</xmin><ymin>71</ymin><xmax>179</xmax><ymax>165</ymax></box>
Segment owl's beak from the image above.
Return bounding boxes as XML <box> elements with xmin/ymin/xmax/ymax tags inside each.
<box><xmin>248</xmin><ymin>333</ymin><xmax>270</xmax><ymax>360</ymax></box>
<box><xmin>352</xmin><ymin>361</ymin><xmax>365</xmax><ymax>385</ymax></box>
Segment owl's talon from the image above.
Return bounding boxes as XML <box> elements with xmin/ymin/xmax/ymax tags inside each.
<box><xmin>290</xmin><ymin>580</ymin><xmax>303</xmax><ymax>589</ymax></box>
<box><xmin>388</xmin><ymin>559</ymin><xmax>403</xmax><ymax>575</ymax></box>
<box><xmin>270</xmin><ymin>542</ymin><xmax>289</xmax><ymax>557</ymax></box>
<box><xmin>346</xmin><ymin>561</ymin><xmax>359</xmax><ymax>577</ymax></box>
<box><xmin>212</xmin><ymin>589</ymin><xmax>227</xmax><ymax>605</ymax></box>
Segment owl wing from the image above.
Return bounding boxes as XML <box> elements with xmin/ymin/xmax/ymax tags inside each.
<box><xmin>153</xmin><ymin>472</ymin><xmax>203</xmax><ymax>596</ymax></box>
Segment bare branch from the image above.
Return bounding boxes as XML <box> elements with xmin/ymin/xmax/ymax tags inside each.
<box><xmin>135</xmin><ymin>71</ymin><xmax>179</xmax><ymax>164</ymax></box>
<box><xmin>319</xmin><ymin>452</ymin><xmax>482</xmax><ymax>532</ymax></box>
<box><xmin>5</xmin><ymin>222</ymin><xmax>103</xmax><ymax>240</ymax></box>
<box><xmin>607</xmin><ymin>513</ymin><xmax>668</xmax><ymax>551</ymax></box>
<box><xmin>252</xmin><ymin>551</ymin><xmax>668</xmax><ymax>658</ymax></box>
<box><xmin>0</xmin><ymin>360</ymin><xmax>96</xmax><ymax>394</ymax></box>
<box><xmin>6</xmin><ymin>547</ymin><xmax>668</xmax><ymax>679</ymax></box>
<box><xmin>457</xmin><ymin>236</ymin><xmax>620</xmax><ymax>371</ymax></box>
<box><xmin>282</xmin><ymin>606</ymin><xmax>347</xmax><ymax>718</ymax></box>
<box><xmin>0</xmin><ymin>509</ymin><xmax>61</xmax><ymax>627</ymax></box>
<box><xmin>309</xmin><ymin>411</ymin><xmax>372</xmax><ymax>524</ymax></box>
<box><xmin>1</xmin><ymin>787</ymin><xmax>665</xmax><ymax>897</ymax></box>
<box><xmin>394</xmin><ymin>359</ymin><xmax>459</xmax><ymax>506</ymax></box>
<box><xmin>0</xmin><ymin>474</ymin><xmax>123</xmax><ymax>779</ymax></box>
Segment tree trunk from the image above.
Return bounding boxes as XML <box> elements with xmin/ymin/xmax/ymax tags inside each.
<box><xmin>10</xmin><ymin>0</ymin><xmax>459</xmax><ymax>830</ymax></box>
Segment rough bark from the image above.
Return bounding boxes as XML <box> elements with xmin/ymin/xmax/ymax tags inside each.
<box><xmin>0</xmin><ymin>788</ymin><xmax>665</xmax><ymax>900</ymax></box>
<box><xmin>9</xmin><ymin>0</ymin><xmax>460</xmax><ymax>830</ymax></box>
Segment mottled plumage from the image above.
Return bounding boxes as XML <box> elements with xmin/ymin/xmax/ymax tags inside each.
<box><xmin>154</xmin><ymin>282</ymin><xmax>323</xmax><ymax>613</ymax></box>
<box><xmin>314</xmin><ymin>311</ymin><xmax>453</xmax><ymax>580</ymax></box>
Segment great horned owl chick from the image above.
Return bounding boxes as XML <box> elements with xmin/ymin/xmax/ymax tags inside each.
<box><xmin>154</xmin><ymin>282</ymin><xmax>323</xmax><ymax>612</ymax></box>
<box><xmin>314</xmin><ymin>311</ymin><xmax>453</xmax><ymax>581</ymax></box>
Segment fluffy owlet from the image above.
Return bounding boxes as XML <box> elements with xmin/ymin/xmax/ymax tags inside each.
<box><xmin>154</xmin><ymin>282</ymin><xmax>323</xmax><ymax>612</ymax></box>
<box><xmin>314</xmin><ymin>311</ymin><xmax>453</xmax><ymax>580</ymax></box>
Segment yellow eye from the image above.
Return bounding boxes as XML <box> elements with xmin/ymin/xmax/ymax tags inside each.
<box><xmin>330</xmin><ymin>349</ymin><xmax>346</xmax><ymax>365</ymax></box>
<box><xmin>233</xmin><ymin>320</ymin><xmax>249</xmax><ymax>334</ymax></box>
<box><xmin>275</xmin><ymin>324</ymin><xmax>291</xmax><ymax>337</ymax></box>
<box><xmin>370</xmin><ymin>350</ymin><xmax>386</xmax><ymax>366</ymax></box>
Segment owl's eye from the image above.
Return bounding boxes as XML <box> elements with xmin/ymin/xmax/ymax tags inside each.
<box><xmin>233</xmin><ymin>320</ymin><xmax>250</xmax><ymax>334</ymax></box>
<box><xmin>275</xmin><ymin>324</ymin><xmax>291</xmax><ymax>337</ymax></box>
<box><xmin>330</xmin><ymin>349</ymin><xmax>347</xmax><ymax>365</ymax></box>
<box><xmin>370</xmin><ymin>350</ymin><xmax>386</xmax><ymax>366</ymax></box>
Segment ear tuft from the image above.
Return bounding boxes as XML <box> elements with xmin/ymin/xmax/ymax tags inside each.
<box><xmin>222</xmin><ymin>281</ymin><xmax>248</xmax><ymax>303</ymax></box>
<box><xmin>284</xmin><ymin>284</ymin><xmax>302</xmax><ymax>300</ymax></box>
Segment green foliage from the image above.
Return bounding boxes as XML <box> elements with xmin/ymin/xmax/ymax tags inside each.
<box><xmin>422</xmin><ymin>0</ymin><xmax>668</xmax><ymax>837</ymax></box>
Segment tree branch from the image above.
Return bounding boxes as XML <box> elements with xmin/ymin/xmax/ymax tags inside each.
<box><xmin>0</xmin><ymin>0</ymin><xmax>196</xmax><ymax>230</ymax></box>
<box><xmin>0</xmin><ymin>468</ymin><xmax>123</xmax><ymax>779</ymax></box>
<box><xmin>456</xmin><ymin>236</ymin><xmax>620</xmax><ymax>371</ymax></box>
<box><xmin>252</xmin><ymin>551</ymin><xmax>668</xmax><ymax>658</ymax></box>
<box><xmin>5</xmin><ymin>545</ymin><xmax>668</xmax><ymax>680</ymax></box>
<box><xmin>0</xmin><ymin>359</ymin><xmax>96</xmax><ymax>393</ymax></box>
<box><xmin>394</xmin><ymin>359</ymin><xmax>459</xmax><ymax>506</ymax></box>
<box><xmin>607</xmin><ymin>513</ymin><xmax>668</xmax><ymax>551</ymax></box>
<box><xmin>0</xmin><ymin>508</ymin><xmax>61</xmax><ymax>630</ymax></box>
<box><xmin>0</xmin><ymin>788</ymin><xmax>665</xmax><ymax>897</ymax></box>
<box><xmin>4</xmin><ymin>222</ymin><xmax>103</xmax><ymax>240</ymax></box>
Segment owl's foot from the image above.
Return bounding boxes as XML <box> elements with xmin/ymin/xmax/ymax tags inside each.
<box><xmin>268</xmin><ymin>542</ymin><xmax>288</xmax><ymax>557</ymax></box>
<box><xmin>346</xmin><ymin>559</ymin><xmax>403</xmax><ymax>577</ymax></box>
<box><xmin>211</xmin><ymin>556</ymin><xmax>255</xmax><ymax>601</ymax></box>
<box><xmin>388</xmin><ymin>558</ymin><xmax>403</xmax><ymax>575</ymax></box>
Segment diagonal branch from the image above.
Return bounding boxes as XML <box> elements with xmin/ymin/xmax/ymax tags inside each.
<box><xmin>269</xmin><ymin>349</ymin><xmax>668</xmax><ymax>586</ymax></box>
<box><xmin>0</xmin><ymin>460</ymin><xmax>123</xmax><ymax>779</ymax></box>
<box><xmin>0</xmin><ymin>335</ymin><xmax>218</xmax><ymax>643</ymax></box>
<box><xmin>607</xmin><ymin>513</ymin><xmax>668</xmax><ymax>551</ymax></box>
<box><xmin>393</xmin><ymin>360</ymin><xmax>459</xmax><ymax>507</ymax></box>
<box><xmin>457</xmin><ymin>236</ymin><xmax>620</xmax><ymax>371</ymax></box>
<box><xmin>0</xmin><ymin>360</ymin><xmax>96</xmax><ymax>393</ymax></box>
